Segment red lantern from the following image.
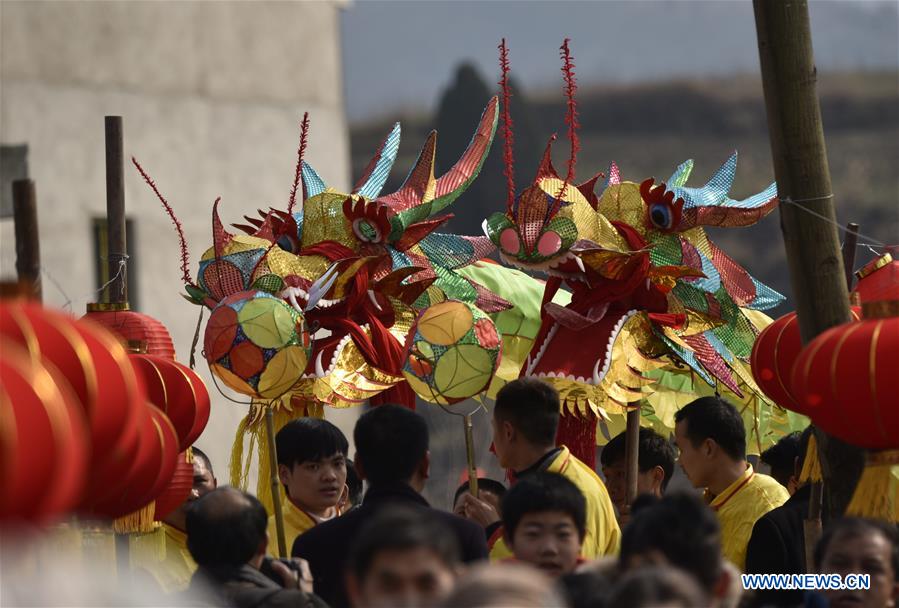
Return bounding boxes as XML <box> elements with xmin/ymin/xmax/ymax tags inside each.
<box><xmin>751</xmin><ymin>308</ymin><xmax>861</xmax><ymax>414</ymax></box>
<box><xmin>153</xmin><ymin>452</ymin><xmax>194</xmax><ymax>521</ymax></box>
<box><xmin>0</xmin><ymin>339</ymin><xmax>90</xmax><ymax>523</ymax></box>
<box><xmin>791</xmin><ymin>254</ymin><xmax>899</xmax><ymax>450</ymax></box>
<box><xmin>83</xmin><ymin>304</ymin><xmax>176</xmax><ymax>359</ymax></box>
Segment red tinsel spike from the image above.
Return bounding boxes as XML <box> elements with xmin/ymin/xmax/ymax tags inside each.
<box><xmin>287</xmin><ymin>112</ymin><xmax>310</xmax><ymax>215</ymax></box>
<box><xmin>498</xmin><ymin>38</ymin><xmax>516</xmax><ymax>213</ymax></box>
<box><xmin>132</xmin><ymin>157</ymin><xmax>195</xmax><ymax>287</ymax></box>
<box><xmin>558</xmin><ymin>38</ymin><xmax>580</xmax><ymax>200</ymax></box>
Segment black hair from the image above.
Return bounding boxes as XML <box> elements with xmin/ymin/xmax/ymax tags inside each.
<box><xmin>348</xmin><ymin>505</ymin><xmax>460</xmax><ymax>581</ymax></box>
<box><xmin>619</xmin><ymin>492</ymin><xmax>722</xmax><ymax>593</ymax></box>
<box><xmin>814</xmin><ymin>517</ymin><xmax>899</xmax><ymax>575</ymax></box>
<box><xmin>453</xmin><ymin>478</ymin><xmax>507</xmax><ymax>506</ymax></box>
<box><xmin>191</xmin><ymin>446</ymin><xmax>214</xmax><ymax>474</ymax></box>
<box><xmin>494</xmin><ymin>378</ymin><xmax>560</xmax><ymax>447</ymax></box>
<box><xmin>276</xmin><ymin>418</ymin><xmax>348</xmax><ymax>469</ymax></box>
<box><xmin>558</xmin><ymin>571</ymin><xmax>611</xmax><ymax>608</ymax></box>
<box><xmin>345</xmin><ymin>458</ymin><xmax>363</xmax><ymax>507</ymax></box>
<box><xmin>600</xmin><ymin>427</ymin><xmax>676</xmax><ymax>492</ymax></box>
<box><xmin>186</xmin><ymin>487</ymin><xmax>267</xmax><ymax>568</ymax></box>
<box><xmin>501</xmin><ymin>472</ymin><xmax>587</xmax><ymax>541</ymax></box>
<box><xmin>354</xmin><ymin>404</ymin><xmax>428</xmax><ymax>486</ymax></box>
<box><xmin>760</xmin><ymin>431</ymin><xmax>801</xmax><ymax>487</ymax></box>
<box><xmin>674</xmin><ymin>396</ymin><xmax>746</xmax><ymax>462</ymax></box>
<box><xmin>605</xmin><ymin>566</ymin><xmax>706</xmax><ymax>608</ymax></box>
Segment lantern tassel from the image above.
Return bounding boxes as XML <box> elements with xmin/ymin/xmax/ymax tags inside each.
<box><xmin>229</xmin><ymin>413</ymin><xmax>252</xmax><ymax>490</ymax></box>
<box><xmin>798</xmin><ymin>432</ymin><xmax>823</xmax><ymax>484</ymax></box>
<box><xmin>113</xmin><ymin>501</ymin><xmax>158</xmax><ymax>534</ymax></box>
<box><xmin>845</xmin><ymin>450</ymin><xmax>899</xmax><ymax>522</ymax></box>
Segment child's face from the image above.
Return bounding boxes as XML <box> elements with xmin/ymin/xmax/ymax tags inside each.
<box><xmin>508</xmin><ymin>510</ymin><xmax>582</xmax><ymax>578</ymax></box>
<box><xmin>279</xmin><ymin>453</ymin><xmax>347</xmax><ymax>515</ymax></box>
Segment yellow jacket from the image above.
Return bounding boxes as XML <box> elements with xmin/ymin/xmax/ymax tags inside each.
<box><xmin>130</xmin><ymin>523</ymin><xmax>196</xmax><ymax>592</ymax></box>
<box><xmin>706</xmin><ymin>464</ymin><xmax>789</xmax><ymax>571</ymax></box>
<box><xmin>490</xmin><ymin>446</ymin><xmax>621</xmax><ymax>560</ymax></box>
<box><xmin>267</xmin><ymin>495</ymin><xmax>318</xmax><ymax>557</ymax></box>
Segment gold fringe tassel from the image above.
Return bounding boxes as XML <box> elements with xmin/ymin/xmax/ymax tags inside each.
<box><xmin>113</xmin><ymin>501</ymin><xmax>158</xmax><ymax>534</ymax></box>
<box><xmin>799</xmin><ymin>433</ymin><xmax>823</xmax><ymax>484</ymax></box>
<box><xmin>845</xmin><ymin>450</ymin><xmax>899</xmax><ymax>522</ymax></box>
<box><xmin>229</xmin><ymin>414</ymin><xmax>252</xmax><ymax>490</ymax></box>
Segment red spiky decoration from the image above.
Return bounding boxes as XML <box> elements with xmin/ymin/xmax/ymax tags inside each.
<box><xmin>559</xmin><ymin>38</ymin><xmax>579</xmax><ymax>197</ymax></box>
<box><xmin>132</xmin><ymin>157</ymin><xmax>195</xmax><ymax>287</ymax></box>
<box><xmin>287</xmin><ymin>112</ymin><xmax>310</xmax><ymax>215</ymax></box>
<box><xmin>498</xmin><ymin>38</ymin><xmax>516</xmax><ymax>212</ymax></box>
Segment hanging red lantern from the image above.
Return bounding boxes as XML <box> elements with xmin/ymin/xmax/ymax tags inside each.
<box><xmin>791</xmin><ymin>254</ymin><xmax>899</xmax><ymax>450</ymax></box>
<box><xmin>153</xmin><ymin>452</ymin><xmax>194</xmax><ymax>521</ymax></box>
<box><xmin>751</xmin><ymin>308</ymin><xmax>861</xmax><ymax>414</ymax></box>
<box><xmin>130</xmin><ymin>354</ymin><xmax>206</xmax><ymax>451</ymax></box>
<box><xmin>0</xmin><ymin>339</ymin><xmax>90</xmax><ymax>524</ymax></box>
<box><xmin>83</xmin><ymin>303</ymin><xmax>176</xmax><ymax>359</ymax></box>
<box><xmin>0</xmin><ymin>302</ymin><xmax>146</xmax><ymax>507</ymax></box>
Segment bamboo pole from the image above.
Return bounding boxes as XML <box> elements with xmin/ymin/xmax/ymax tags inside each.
<box><xmin>624</xmin><ymin>407</ymin><xmax>640</xmax><ymax>505</ymax></box>
<box><xmin>266</xmin><ymin>407</ymin><xmax>288</xmax><ymax>558</ymax></box>
<box><xmin>105</xmin><ymin>116</ymin><xmax>127</xmax><ymax>305</ymax></box>
<box><xmin>464</xmin><ymin>413</ymin><xmax>479</xmax><ymax>498</ymax></box>
<box><xmin>753</xmin><ymin>0</ymin><xmax>864</xmax><ymax>520</ymax></box>
<box><xmin>12</xmin><ymin>179</ymin><xmax>42</xmax><ymax>301</ymax></box>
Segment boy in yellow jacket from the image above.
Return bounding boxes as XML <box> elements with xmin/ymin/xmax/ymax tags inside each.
<box><xmin>458</xmin><ymin>378</ymin><xmax>620</xmax><ymax>560</ymax></box>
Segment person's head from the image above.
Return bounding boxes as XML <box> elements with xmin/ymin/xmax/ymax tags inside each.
<box><xmin>453</xmin><ymin>478</ymin><xmax>506</xmax><ymax>517</ymax></box>
<box><xmin>186</xmin><ymin>487</ymin><xmax>268</xmax><ymax>570</ymax></box>
<box><xmin>438</xmin><ymin>563</ymin><xmax>566</xmax><ymax>608</ymax></box>
<box><xmin>558</xmin><ymin>571</ymin><xmax>612</xmax><ymax>608</ymax></box>
<box><xmin>502</xmin><ymin>472</ymin><xmax>586</xmax><ymax>578</ymax></box>
<box><xmin>339</xmin><ymin>458</ymin><xmax>363</xmax><ymax>511</ymax></box>
<box><xmin>673</xmin><ymin>396</ymin><xmax>746</xmax><ymax>488</ymax></box>
<box><xmin>600</xmin><ymin>427</ymin><xmax>675</xmax><ymax>511</ymax></box>
<box><xmin>760</xmin><ymin>431</ymin><xmax>802</xmax><ymax>494</ymax></box>
<box><xmin>347</xmin><ymin>506</ymin><xmax>460</xmax><ymax>608</ymax></box>
<box><xmin>814</xmin><ymin>517</ymin><xmax>899</xmax><ymax>608</ymax></box>
<box><xmin>619</xmin><ymin>492</ymin><xmax>724</xmax><ymax>603</ymax></box>
<box><xmin>354</xmin><ymin>405</ymin><xmax>430</xmax><ymax>491</ymax></box>
<box><xmin>606</xmin><ymin>566</ymin><xmax>707</xmax><ymax>608</ymax></box>
<box><xmin>492</xmin><ymin>378</ymin><xmax>560</xmax><ymax>470</ymax></box>
<box><xmin>276</xmin><ymin>418</ymin><xmax>348</xmax><ymax>516</ymax></box>
<box><xmin>164</xmin><ymin>447</ymin><xmax>218</xmax><ymax>531</ymax></box>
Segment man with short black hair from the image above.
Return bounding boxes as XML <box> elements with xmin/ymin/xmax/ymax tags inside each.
<box><xmin>759</xmin><ymin>431</ymin><xmax>802</xmax><ymax>494</ymax></box>
<box><xmin>600</xmin><ymin>427</ymin><xmax>675</xmax><ymax>524</ymax></box>
<box><xmin>271</xmin><ymin>418</ymin><xmax>349</xmax><ymax>552</ymax></box>
<box><xmin>347</xmin><ymin>506</ymin><xmax>461</xmax><ymax>608</ymax></box>
<box><xmin>674</xmin><ymin>396</ymin><xmax>788</xmax><ymax>571</ymax></box>
<box><xmin>459</xmin><ymin>378</ymin><xmax>619</xmax><ymax>560</ymax></box>
<box><xmin>186</xmin><ymin>487</ymin><xmax>325</xmax><ymax>608</ymax></box>
<box><xmin>293</xmin><ymin>405</ymin><xmax>487</xmax><ymax>608</ymax></box>
<box><xmin>501</xmin><ymin>472</ymin><xmax>586</xmax><ymax>578</ymax></box>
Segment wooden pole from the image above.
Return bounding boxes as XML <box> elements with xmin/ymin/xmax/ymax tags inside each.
<box><xmin>266</xmin><ymin>407</ymin><xmax>288</xmax><ymax>558</ymax></box>
<box><xmin>12</xmin><ymin>179</ymin><xmax>42</xmax><ymax>301</ymax></box>
<box><xmin>464</xmin><ymin>413</ymin><xmax>479</xmax><ymax>498</ymax></box>
<box><xmin>105</xmin><ymin>116</ymin><xmax>127</xmax><ymax>304</ymax></box>
<box><xmin>624</xmin><ymin>407</ymin><xmax>640</xmax><ymax>505</ymax></box>
<box><xmin>753</xmin><ymin>0</ymin><xmax>864</xmax><ymax>519</ymax></box>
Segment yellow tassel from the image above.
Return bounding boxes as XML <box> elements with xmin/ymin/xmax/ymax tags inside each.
<box><xmin>846</xmin><ymin>450</ymin><xmax>899</xmax><ymax>522</ymax></box>
<box><xmin>229</xmin><ymin>413</ymin><xmax>251</xmax><ymax>490</ymax></box>
<box><xmin>113</xmin><ymin>501</ymin><xmax>158</xmax><ymax>534</ymax></box>
<box><xmin>799</xmin><ymin>433</ymin><xmax>823</xmax><ymax>484</ymax></box>
<box><xmin>186</xmin><ymin>446</ymin><xmax>194</xmax><ymax>464</ymax></box>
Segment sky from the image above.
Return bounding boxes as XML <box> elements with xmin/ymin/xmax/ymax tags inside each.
<box><xmin>341</xmin><ymin>0</ymin><xmax>899</xmax><ymax>123</ymax></box>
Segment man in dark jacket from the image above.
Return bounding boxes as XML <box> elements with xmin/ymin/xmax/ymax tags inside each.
<box><xmin>744</xmin><ymin>427</ymin><xmax>814</xmax><ymax>607</ymax></box>
<box><xmin>293</xmin><ymin>405</ymin><xmax>489</xmax><ymax>608</ymax></box>
<box><xmin>185</xmin><ymin>487</ymin><xmax>326</xmax><ymax>608</ymax></box>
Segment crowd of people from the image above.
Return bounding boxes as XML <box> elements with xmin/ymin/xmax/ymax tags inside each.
<box><xmin>14</xmin><ymin>378</ymin><xmax>895</xmax><ymax>608</ymax></box>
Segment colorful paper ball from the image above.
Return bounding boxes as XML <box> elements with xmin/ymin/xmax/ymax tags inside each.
<box><xmin>204</xmin><ymin>290</ymin><xmax>311</xmax><ymax>400</ymax></box>
<box><xmin>403</xmin><ymin>301</ymin><xmax>502</xmax><ymax>405</ymax></box>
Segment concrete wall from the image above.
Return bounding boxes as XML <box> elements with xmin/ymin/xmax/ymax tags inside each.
<box><xmin>0</xmin><ymin>0</ymin><xmax>355</xmax><ymax>480</ymax></box>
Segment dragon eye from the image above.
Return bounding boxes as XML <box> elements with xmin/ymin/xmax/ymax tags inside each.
<box><xmin>353</xmin><ymin>219</ymin><xmax>381</xmax><ymax>243</ymax></box>
<box><xmin>500</xmin><ymin>228</ymin><xmax>521</xmax><ymax>255</ymax></box>
<box><xmin>649</xmin><ymin>204</ymin><xmax>674</xmax><ymax>230</ymax></box>
<box><xmin>537</xmin><ymin>231</ymin><xmax>562</xmax><ymax>256</ymax></box>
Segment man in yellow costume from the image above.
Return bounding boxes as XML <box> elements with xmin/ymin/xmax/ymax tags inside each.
<box><xmin>268</xmin><ymin>418</ymin><xmax>349</xmax><ymax>555</ymax></box>
<box><xmin>131</xmin><ymin>448</ymin><xmax>217</xmax><ymax>592</ymax></box>
<box><xmin>459</xmin><ymin>379</ymin><xmax>620</xmax><ymax>560</ymax></box>
<box><xmin>674</xmin><ymin>396</ymin><xmax>788</xmax><ymax>571</ymax></box>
